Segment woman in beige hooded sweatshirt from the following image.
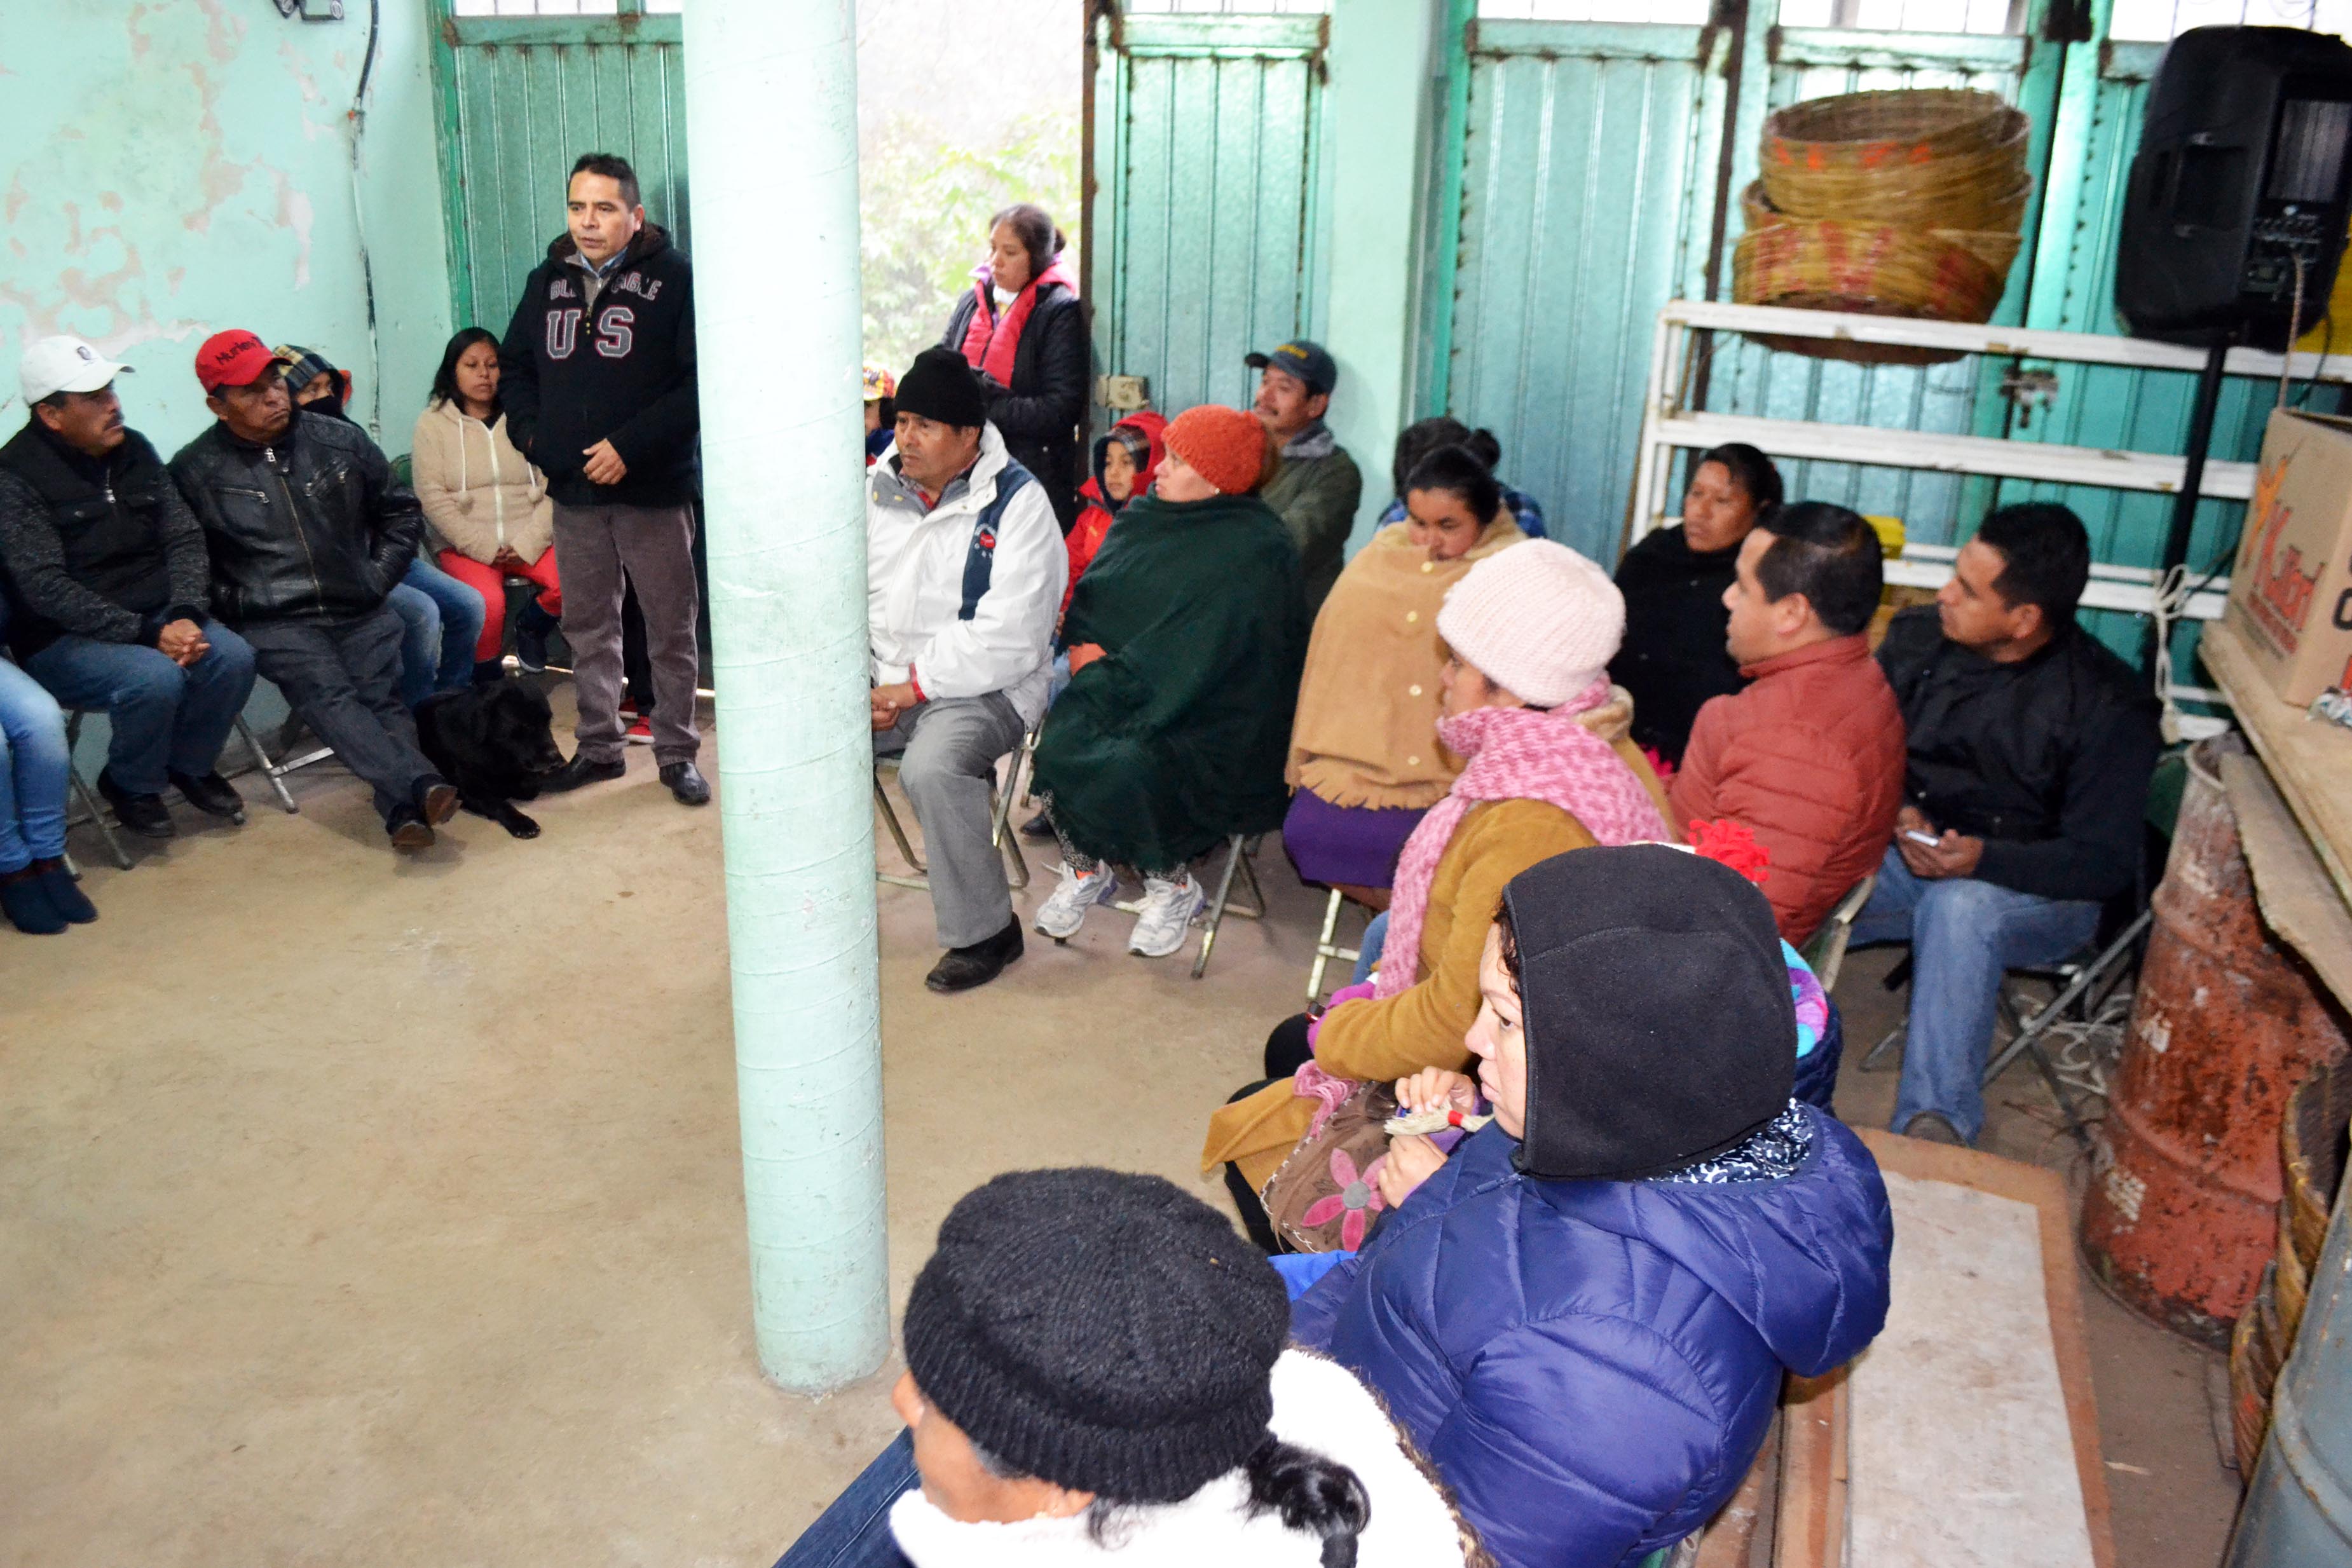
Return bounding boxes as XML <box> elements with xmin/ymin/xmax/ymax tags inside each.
<box><xmin>411</xmin><ymin>327</ymin><xmax>561</xmax><ymax>681</ymax></box>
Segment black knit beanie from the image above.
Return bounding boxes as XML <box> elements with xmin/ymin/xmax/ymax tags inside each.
<box><xmin>894</xmin><ymin>346</ymin><xmax>989</xmax><ymax>430</ymax></box>
<box><xmin>1500</xmin><ymin>844</ymin><xmax>1796</xmax><ymax>1181</ymax></box>
<box><xmin>902</xmin><ymin>1168</ymin><xmax>1289</xmax><ymax>1504</ymax></box>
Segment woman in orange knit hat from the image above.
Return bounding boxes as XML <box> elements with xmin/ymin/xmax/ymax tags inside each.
<box><xmin>1028</xmin><ymin>405</ymin><xmax>1309</xmax><ymax>960</ymax></box>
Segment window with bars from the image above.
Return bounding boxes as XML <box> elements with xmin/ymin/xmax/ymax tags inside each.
<box><xmin>1475</xmin><ymin>0</ymin><xmax>1713</xmax><ymax>19</ymax></box>
<box><xmin>450</xmin><ymin>0</ymin><xmax>682</xmax><ymax>15</ymax></box>
<box><xmin>1120</xmin><ymin>0</ymin><xmax>1329</xmax><ymax>13</ymax></box>
<box><xmin>2109</xmin><ymin>0</ymin><xmax>2352</xmax><ymax>39</ymax></box>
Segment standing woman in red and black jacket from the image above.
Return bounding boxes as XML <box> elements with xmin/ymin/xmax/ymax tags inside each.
<box><xmin>940</xmin><ymin>203</ymin><xmax>1090</xmax><ymax>535</ymax></box>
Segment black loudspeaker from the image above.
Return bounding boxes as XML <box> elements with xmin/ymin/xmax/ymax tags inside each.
<box><xmin>2116</xmin><ymin>25</ymin><xmax>2352</xmax><ymax>350</ymax></box>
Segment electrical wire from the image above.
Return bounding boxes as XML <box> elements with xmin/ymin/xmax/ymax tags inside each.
<box><xmin>346</xmin><ymin>0</ymin><xmax>383</xmax><ymax>439</ymax></box>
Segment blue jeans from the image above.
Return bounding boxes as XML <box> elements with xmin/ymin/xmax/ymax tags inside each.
<box><xmin>0</xmin><ymin>657</ymin><xmax>70</xmax><ymax>871</ymax></box>
<box><xmin>1851</xmin><ymin>845</ymin><xmax>2100</xmax><ymax>1143</ymax></box>
<box><xmin>772</xmin><ymin>1430</ymin><xmax>916</xmax><ymax>1568</ymax></box>
<box><xmin>389</xmin><ymin>557</ymin><xmax>484</xmax><ymax>707</ymax></box>
<box><xmin>1352</xmin><ymin>909</ymin><xmax>1389</xmax><ymax>985</ymax></box>
<box><xmin>23</xmin><ymin>622</ymin><xmax>257</xmax><ymax>796</ymax></box>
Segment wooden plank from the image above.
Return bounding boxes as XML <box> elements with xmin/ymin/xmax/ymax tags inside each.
<box><xmin>1854</xmin><ymin>1132</ymin><xmax>2118</xmax><ymax>1568</ymax></box>
<box><xmin>2224</xmin><ymin>752</ymin><xmax>2352</xmax><ymax>1008</ymax></box>
<box><xmin>2201</xmin><ymin>616</ymin><xmax>2352</xmax><ymax>913</ymax></box>
<box><xmin>1775</xmin><ymin>1368</ymin><xmax>1847</xmax><ymax>1568</ymax></box>
<box><xmin>1694</xmin><ymin>1410</ymin><xmax>1778</xmax><ymax>1568</ymax></box>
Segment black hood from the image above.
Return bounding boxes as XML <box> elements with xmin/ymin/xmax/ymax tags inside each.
<box><xmin>1501</xmin><ymin>844</ymin><xmax>1795</xmax><ymax>1181</ymax></box>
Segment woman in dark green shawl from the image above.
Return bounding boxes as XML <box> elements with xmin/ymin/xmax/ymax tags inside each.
<box><xmin>1032</xmin><ymin>404</ymin><xmax>1309</xmax><ymax>958</ymax></box>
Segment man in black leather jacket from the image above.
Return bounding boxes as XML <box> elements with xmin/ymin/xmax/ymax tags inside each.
<box><xmin>1851</xmin><ymin>503</ymin><xmax>2161</xmax><ymax>1146</ymax></box>
<box><xmin>169</xmin><ymin>330</ymin><xmax>458</xmax><ymax>852</ymax></box>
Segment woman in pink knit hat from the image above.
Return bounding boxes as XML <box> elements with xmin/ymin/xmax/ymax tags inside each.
<box><xmin>1204</xmin><ymin>540</ymin><xmax>1673</xmax><ymax>1250</ymax></box>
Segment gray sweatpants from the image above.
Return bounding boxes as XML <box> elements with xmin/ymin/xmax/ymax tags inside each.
<box><xmin>874</xmin><ymin>692</ymin><xmax>1027</xmax><ymax>950</ymax></box>
<box><xmin>551</xmin><ymin>499</ymin><xmax>702</xmax><ymax>767</ymax></box>
<box><xmin>243</xmin><ymin>608</ymin><xmax>436</xmax><ymax>822</ymax></box>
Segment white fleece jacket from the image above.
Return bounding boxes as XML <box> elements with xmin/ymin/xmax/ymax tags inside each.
<box><xmin>884</xmin><ymin>1351</ymin><xmax>1474</xmax><ymax>1568</ymax></box>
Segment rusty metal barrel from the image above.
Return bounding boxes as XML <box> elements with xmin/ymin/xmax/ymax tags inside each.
<box><xmin>2080</xmin><ymin>741</ymin><xmax>2351</xmax><ymax>1347</ymax></box>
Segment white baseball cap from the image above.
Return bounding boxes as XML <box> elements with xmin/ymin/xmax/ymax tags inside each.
<box><xmin>20</xmin><ymin>335</ymin><xmax>132</xmax><ymax>405</ymax></box>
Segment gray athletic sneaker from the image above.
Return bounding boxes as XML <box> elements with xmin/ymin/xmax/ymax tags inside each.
<box><xmin>1035</xmin><ymin>862</ymin><xmax>1118</xmax><ymax>941</ymax></box>
<box><xmin>1126</xmin><ymin>873</ymin><xmax>1205</xmax><ymax>958</ymax></box>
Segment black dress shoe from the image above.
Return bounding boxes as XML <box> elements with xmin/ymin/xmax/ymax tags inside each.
<box><xmin>416</xmin><ymin>774</ymin><xmax>460</xmax><ymax>824</ymax></box>
<box><xmin>385</xmin><ymin>803</ymin><xmax>436</xmax><ymax>850</ymax></box>
<box><xmin>539</xmin><ymin>754</ymin><xmax>627</xmax><ymax>794</ymax></box>
<box><xmin>1019</xmin><ymin>809</ymin><xmax>1056</xmax><ymax>841</ymax></box>
<box><xmin>925</xmin><ymin>918</ymin><xmax>1024</xmax><ymax>993</ymax></box>
<box><xmin>97</xmin><ymin>768</ymin><xmax>174</xmax><ymax>838</ymax></box>
<box><xmin>167</xmin><ymin>768</ymin><xmax>245</xmax><ymax>819</ymax></box>
<box><xmin>660</xmin><ymin>760</ymin><xmax>711</xmax><ymax>806</ymax></box>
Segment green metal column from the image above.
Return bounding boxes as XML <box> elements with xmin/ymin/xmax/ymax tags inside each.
<box><xmin>681</xmin><ymin>0</ymin><xmax>887</xmax><ymax>1393</ymax></box>
<box><xmin>1323</xmin><ymin>0</ymin><xmax>1446</xmax><ymax>550</ymax></box>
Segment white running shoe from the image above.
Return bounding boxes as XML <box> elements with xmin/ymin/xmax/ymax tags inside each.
<box><xmin>1126</xmin><ymin>873</ymin><xmax>1205</xmax><ymax>958</ymax></box>
<box><xmin>1035</xmin><ymin>862</ymin><xmax>1118</xmax><ymax>941</ymax></box>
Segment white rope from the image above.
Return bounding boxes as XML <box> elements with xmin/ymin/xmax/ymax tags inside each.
<box><xmin>2035</xmin><ymin>988</ymin><xmax>2135</xmax><ymax>1102</ymax></box>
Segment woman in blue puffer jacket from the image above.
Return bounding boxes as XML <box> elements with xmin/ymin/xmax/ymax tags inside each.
<box><xmin>1289</xmin><ymin>843</ymin><xmax>1893</xmax><ymax>1568</ymax></box>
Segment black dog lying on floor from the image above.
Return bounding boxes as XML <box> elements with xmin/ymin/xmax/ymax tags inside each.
<box><xmin>415</xmin><ymin>681</ymin><xmax>566</xmax><ymax>838</ymax></box>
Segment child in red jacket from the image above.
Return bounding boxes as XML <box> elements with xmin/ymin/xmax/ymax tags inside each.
<box><xmin>1060</xmin><ymin>411</ymin><xmax>1166</xmax><ymax>619</ymax></box>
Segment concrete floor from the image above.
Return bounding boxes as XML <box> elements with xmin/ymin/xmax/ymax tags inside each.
<box><xmin>1</xmin><ymin>692</ymin><xmax>2243</xmax><ymax>1567</ymax></box>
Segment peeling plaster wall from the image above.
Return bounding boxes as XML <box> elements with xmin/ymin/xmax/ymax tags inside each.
<box><xmin>0</xmin><ymin>1</ymin><xmax>453</xmax><ymax>770</ymax></box>
<box><xmin>0</xmin><ymin>1</ymin><xmax>451</xmax><ymax>456</ymax></box>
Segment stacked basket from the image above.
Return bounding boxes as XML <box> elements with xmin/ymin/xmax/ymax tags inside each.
<box><xmin>1733</xmin><ymin>88</ymin><xmax>2031</xmax><ymax>365</ymax></box>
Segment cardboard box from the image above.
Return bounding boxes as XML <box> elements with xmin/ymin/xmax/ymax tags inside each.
<box><xmin>2227</xmin><ymin>409</ymin><xmax>2352</xmax><ymax>706</ymax></box>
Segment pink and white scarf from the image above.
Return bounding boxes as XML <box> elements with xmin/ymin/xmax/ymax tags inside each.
<box><xmin>1373</xmin><ymin>683</ymin><xmax>1671</xmax><ymax>999</ymax></box>
<box><xmin>959</xmin><ymin>256</ymin><xmax>1078</xmax><ymax>387</ymax></box>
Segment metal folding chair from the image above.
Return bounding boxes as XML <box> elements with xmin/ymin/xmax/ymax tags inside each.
<box><xmin>1190</xmin><ymin>833</ymin><xmax>1268</xmax><ymax>980</ymax></box>
<box><xmin>1862</xmin><ymin>909</ymin><xmax>2151</xmax><ymax>1154</ymax></box>
<box><xmin>58</xmin><ymin>711</ymin><xmax>132</xmax><ymax>870</ymax></box>
<box><xmin>872</xmin><ymin>730</ymin><xmax>1036</xmax><ymax>894</ymax></box>
<box><xmin>1796</xmin><ymin>873</ymin><xmax>1876</xmax><ymax>995</ymax></box>
<box><xmin>236</xmin><ymin>708</ymin><xmax>327</xmax><ymax>812</ymax></box>
<box><xmin>1306</xmin><ymin>887</ymin><xmax>1371</xmax><ymax>1004</ymax></box>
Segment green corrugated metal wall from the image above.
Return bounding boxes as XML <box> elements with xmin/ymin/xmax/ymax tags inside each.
<box><xmin>433</xmin><ymin>8</ymin><xmax>692</xmax><ymax>339</ymax></box>
<box><xmin>1443</xmin><ymin>21</ymin><xmax>1729</xmax><ymax>561</ymax></box>
<box><xmin>1088</xmin><ymin>11</ymin><xmax>1328</xmax><ymax>422</ymax></box>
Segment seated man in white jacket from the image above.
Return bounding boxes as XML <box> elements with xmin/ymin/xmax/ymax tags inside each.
<box><xmin>868</xmin><ymin>348</ymin><xmax>1065</xmax><ymax>993</ymax></box>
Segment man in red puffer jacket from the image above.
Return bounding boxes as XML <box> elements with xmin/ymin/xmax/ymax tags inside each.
<box><xmin>1669</xmin><ymin>501</ymin><xmax>1904</xmax><ymax>944</ymax></box>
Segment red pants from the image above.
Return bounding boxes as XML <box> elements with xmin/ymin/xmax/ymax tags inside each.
<box><xmin>437</xmin><ymin>550</ymin><xmax>562</xmax><ymax>664</ymax></box>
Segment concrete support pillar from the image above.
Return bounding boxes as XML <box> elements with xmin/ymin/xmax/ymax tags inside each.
<box><xmin>1322</xmin><ymin>0</ymin><xmax>1447</xmax><ymax>551</ymax></box>
<box><xmin>681</xmin><ymin>0</ymin><xmax>887</xmax><ymax>1394</ymax></box>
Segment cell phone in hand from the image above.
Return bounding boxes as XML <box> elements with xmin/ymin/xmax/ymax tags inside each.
<box><xmin>1903</xmin><ymin>829</ymin><xmax>1941</xmax><ymax>847</ymax></box>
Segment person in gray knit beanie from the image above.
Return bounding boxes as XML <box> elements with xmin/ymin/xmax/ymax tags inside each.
<box><xmin>772</xmin><ymin>1168</ymin><xmax>1480</xmax><ymax>1568</ymax></box>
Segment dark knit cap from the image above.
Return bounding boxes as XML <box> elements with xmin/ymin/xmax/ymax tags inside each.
<box><xmin>903</xmin><ymin>1168</ymin><xmax>1289</xmax><ymax>1504</ymax></box>
<box><xmin>1501</xmin><ymin>844</ymin><xmax>1796</xmax><ymax>1181</ymax></box>
<box><xmin>895</xmin><ymin>346</ymin><xmax>989</xmax><ymax>430</ymax></box>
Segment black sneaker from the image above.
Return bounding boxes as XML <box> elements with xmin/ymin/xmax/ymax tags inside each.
<box><xmin>167</xmin><ymin>768</ymin><xmax>245</xmax><ymax>820</ymax></box>
<box><xmin>539</xmin><ymin>754</ymin><xmax>627</xmax><ymax>794</ymax></box>
<box><xmin>0</xmin><ymin>868</ymin><xmax>65</xmax><ymax>936</ymax></box>
<box><xmin>1019</xmin><ymin>809</ymin><xmax>1056</xmax><ymax>841</ymax></box>
<box><xmin>925</xmin><ymin>917</ymin><xmax>1024</xmax><ymax>993</ymax></box>
<box><xmin>416</xmin><ymin>775</ymin><xmax>460</xmax><ymax>824</ymax></box>
<box><xmin>30</xmin><ymin>859</ymin><xmax>97</xmax><ymax>924</ymax></box>
<box><xmin>385</xmin><ymin>803</ymin><xmax>435</xmax><ymax>850</ymax></box>
<box><xmin>97</xmin><ymin>768</ymin><xmax>174</xmax><ymax>838</ymax></box>
<box><xmin>659</xmin><ymin>760</ymin><xmax>711</xmax><ymax>807</ymax></box>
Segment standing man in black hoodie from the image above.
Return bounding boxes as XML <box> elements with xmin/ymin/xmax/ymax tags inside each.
<box><xmin>500</xmin><ymin>151</ymin><xmax>708</xmax><ymax>807</ymax></box>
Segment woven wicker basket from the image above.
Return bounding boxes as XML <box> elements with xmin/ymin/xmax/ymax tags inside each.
<box><xmin>1732</xmin><ymin>221</ymin><xmax>2002</xmax><ymax>364</ymax></box>
<box><xmin>1742</xmin><ymin>182</ymin><xmax>2024</xmax><ymax>284</ymax></box>
<box><xmin>1761</xmin><ymin>89</ymin><xmax>2027</xmax><ymax>227</ymax></box>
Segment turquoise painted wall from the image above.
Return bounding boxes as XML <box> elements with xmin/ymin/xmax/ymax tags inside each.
<box><xmin>0</xmin><ymin>1</ymin><xmax>452</xmax><ymax>763</ymax></box>
<box><xmin>0</xmin><ymin>1</ymin><xmax>450</xmax><ymax>457</ymax></box>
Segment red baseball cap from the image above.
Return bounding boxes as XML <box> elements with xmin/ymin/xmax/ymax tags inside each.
<box><xmin>195</xmin><ymin>330</ymin><xmax>278</xmax><ymax>393</ymax></box>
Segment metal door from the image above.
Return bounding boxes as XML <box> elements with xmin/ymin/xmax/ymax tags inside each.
<box><xmin>1084</xmin><ymin>6</ymin><xmax>1329</xmax><ymax>422</ymax></box>
<box><xmin>1440</xmin><ymin>18</ymin><xmax>1735</xmax><ymax>561</ymax></box>
<box><xmin>429</xmin><ymin>1</ymin><xmax>692</xmax><ymax>336</ymax></box>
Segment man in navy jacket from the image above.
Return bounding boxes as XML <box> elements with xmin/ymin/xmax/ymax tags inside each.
<box><xmin>500</xmin><ymin>151</ymin><xmax>707</xmax><ymax>807</ymax></box>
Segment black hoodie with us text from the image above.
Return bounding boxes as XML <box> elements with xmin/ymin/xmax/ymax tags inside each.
<box><xmin>498</xmin><ymin>224</ymin><xmax>698</xmax><ymax>508</ymax></box>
